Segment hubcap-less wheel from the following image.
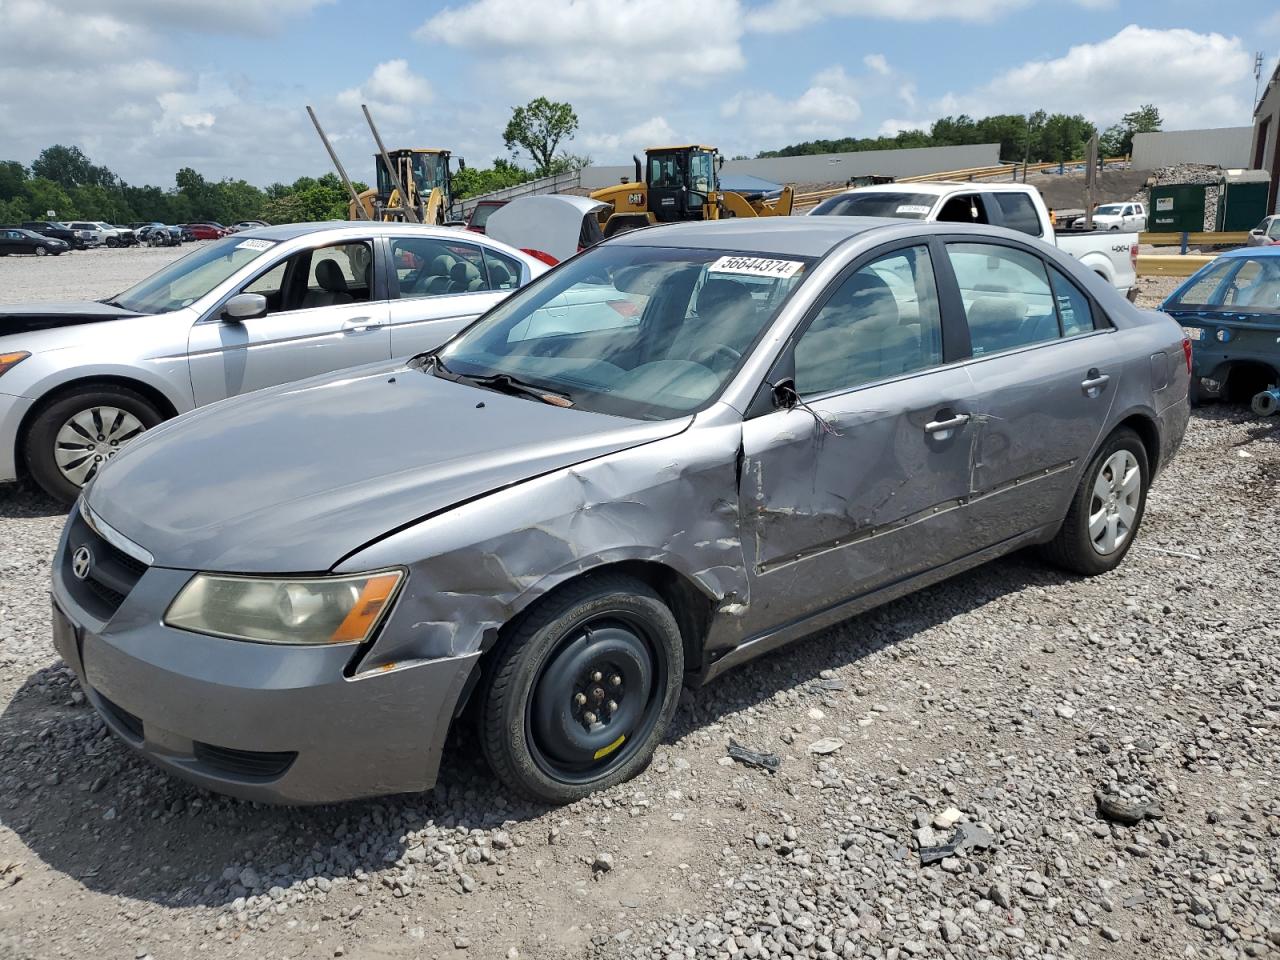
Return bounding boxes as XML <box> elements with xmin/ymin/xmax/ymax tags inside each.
<box><xmin>1089</xmin><ymin>449</ymin><xmax>1141</xmax><ymax>555</ymax></box>
<box><xmin>53</xmin><ymin>406</ymin><xmax>145</xmax><ymax>487</ymax></box>
<box><xmin>527</xmin><ymin>615</ymin><xmax>665</xmax><ymax>784</ymax></box>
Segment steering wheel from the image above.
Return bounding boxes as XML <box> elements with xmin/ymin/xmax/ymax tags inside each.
<box><xmin>689</xmin><ymin>344</ymin><xmax>741</xmax><ymax>371</ymax></box>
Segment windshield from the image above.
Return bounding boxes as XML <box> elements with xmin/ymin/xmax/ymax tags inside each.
<box><xmin>810</xmin><ymin>192</ymin><xmax>936</xmax><ymax>219</ymax></box>
<box><xmin>110</xmin><ymin>236</ymin><xmax>277</xmax><ymax>313</ymax></box>
<box><xmin>469</xmin><ymin>204</ymin><xmax>501</xmax><ymax>228</ymax></box>
<box><xmin>1095</xmin><ymin>205</ymin><xmax>1124</xmax><ymax>215</ymax></box>
<box><xmin>436</xmin><ymin>244</ymin><xmax>812</xmax><ymax>419</ymax></box>
<box><xmin>1166</xmin><ymin>256</ymin><xmax>1280</xmax><ymax>313</ymax></box>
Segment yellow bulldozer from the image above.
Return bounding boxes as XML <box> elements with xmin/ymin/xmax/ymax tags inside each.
<box><xmin>349</xmin><ymin>147</ymin><xmax>462</xmax><ymax>224</ymax></box>
<box><xmin>589</xmin><ymin>145</ymin><xmax>794</xmax><ymax>237</ymax></box>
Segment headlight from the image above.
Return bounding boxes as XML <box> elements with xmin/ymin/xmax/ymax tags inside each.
<box><xmin>164</xmin><ymin>570</ymin><xmax>403</xmax><ymax>645</ymax></box>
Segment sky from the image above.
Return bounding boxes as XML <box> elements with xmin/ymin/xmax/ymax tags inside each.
<box><xmin>0</xmin><ymin>0</ymin><xmax>1277</xmax><ymax>189</ymax></box>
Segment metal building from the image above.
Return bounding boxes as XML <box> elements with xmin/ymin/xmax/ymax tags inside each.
<box><xmin>1252</xmin><ymin>59</ymin><xmax>1280</xmax><ymax>215</ymax></box>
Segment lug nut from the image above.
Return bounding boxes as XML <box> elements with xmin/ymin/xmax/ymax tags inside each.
<box><xmin>606</xmin><ymin>700</ymin><xmax>618</xmax><ymax>712</ymax></box>
<box><xmin>574</xmin><ymin>692</ymin><xmax>587</xmax><ymax>706</ymax></box>
<box><xmin>591</xmin><ymin>671</ymin><xmax>603</xmax><ymax>683</ymax></box>
<box><xmin>609</xmin><ymin>674</ymin><xmax>622</xmax><ymax>687</ymax></box>
<box><xmin>583</xmin><ymin>711</ymin><xmax>597</xmax><ymax>725</ymax></box>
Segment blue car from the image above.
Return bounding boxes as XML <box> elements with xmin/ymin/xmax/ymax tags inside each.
<box><xmin>1161</xmin><ymin>246</ymin><xmax>1280</xmax><ymax>409</ymax></box>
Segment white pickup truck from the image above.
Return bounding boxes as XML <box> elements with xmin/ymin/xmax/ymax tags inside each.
<box><xmin>808</xmin><ymin>181</ymin><xmax>1139</xmax><ymax>299</ymax></box>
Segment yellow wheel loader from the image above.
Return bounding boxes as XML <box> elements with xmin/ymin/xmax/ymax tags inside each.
<box><xmin>589</xmin><ymin>145</ymin><xmax>794</xmax><ymax>237</ymax></box>
<box><xmin>349</xmin><ymin>148</ymin><xmax>464</xmax><ymax>224</ymax></box>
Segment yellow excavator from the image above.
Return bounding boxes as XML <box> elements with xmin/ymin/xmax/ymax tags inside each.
<box><xmin>349</xmin><ymin>147</ymin><xmax>462</xmax><ymax>224</ymax></box>
<box><xmin>589</xmin><ymin>145</ymin><xmax>794</xmax><ymax>237</ymax></box>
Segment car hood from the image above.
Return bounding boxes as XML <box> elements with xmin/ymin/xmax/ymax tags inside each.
<box><xmin>86</xmin><ymin>362</ymin><xmax>689</xmax><ymax>572</ymax></box>
<box><xmin>0</xmin><ymin>300</ymin><xmax>142</xmax><ymax>335</ymax></box>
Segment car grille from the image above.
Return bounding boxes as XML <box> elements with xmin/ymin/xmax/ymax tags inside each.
<box><xmin>62</xmin><ymin>509</ymin><xmax>149</xmax><ymax>620</ymax></box>
<box><xmin>193</xmin><ymin>742</ymin><xmax>297</xmax><ymax>780</ymax></box>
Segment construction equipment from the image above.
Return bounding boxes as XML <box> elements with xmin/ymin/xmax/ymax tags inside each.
<box><xmin>307</xmin><ymin>105</ymin><xmax>464</xmax><ymax>224</ymax></box>
<box><xmin>351</xmin><ymin>146</ymin><xmax>463</xmax><ymax>224</ymax></box>
<box><xmin>589</xmin><ymin>145</ymin><xmax>794</xmax><ymax>237</ymax></box>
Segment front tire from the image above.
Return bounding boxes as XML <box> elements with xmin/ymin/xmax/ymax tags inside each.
<box><xmin>23</xmin><ymin>386</ymin><xmax>164</xmax><ymax>503</ymax></box>
<box><xmin>478</xmin><ymin>574</ymin><xmax>685</xmax><ymax>804</ymax></box>
<box><xmin>1042</xmin><ymin>427</ymin><xmax>1149</xmax><ymax>576</ymax></box>
<box><xmin>34</xmin><ymin>246</ymin><xmax>48</xmax><ymax>256</ymax></box>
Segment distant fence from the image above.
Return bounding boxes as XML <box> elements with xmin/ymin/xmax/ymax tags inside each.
<box><xmin>458</xmin><ymin>170</ymin><xmax>583</xmax><ymax>216</ymax></box>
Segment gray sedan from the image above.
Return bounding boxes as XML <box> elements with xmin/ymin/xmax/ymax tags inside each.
<box><xmin>0</xmin><ymin>222</ymin><xmax>544</xmax><ymax>501</ymax></box>
<box><xmin>52</xmin><ymin>218</ymin><xmax>1190</xmax><ymax>804</ymax></box>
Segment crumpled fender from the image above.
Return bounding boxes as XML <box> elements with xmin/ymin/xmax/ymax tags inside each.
<box><xmin>339</xmin><ymin>415</ymin><xmax>748</xmax><ymax>670</ymax></box>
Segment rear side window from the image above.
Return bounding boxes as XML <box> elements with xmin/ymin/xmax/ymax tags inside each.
<box><xmin>1047</xmin><ymin>266</ymin><xmax>1094</xmax><ymax>336</ymax></box>
<box><xmin>482</xmin><ymin>248</ymin><xmax>522</xmax><ymax>290</ymax></box>
<box><xmin>390</xmin><ymin>237</ymin><xmax>496</xmax><ymax>299</ymax></box>
<box><xmin>991</xmin><ymin>192</ymin><xmax>1042</xmax><ymax>237</ymax></box>
<box><xmin>936</xmin><ymin>194</ymin><xmax>989</xmax><ymax>225</ymax></box>
<box><xmin>946</xmin><ymin>242</ymin><xmax>1058</xmax><ymax>356</ymax></box>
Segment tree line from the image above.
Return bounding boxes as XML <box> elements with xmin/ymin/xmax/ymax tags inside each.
<box><xmin>757</xmin><ymin>105</ymin><xmax>1163</xmax><ymax>164</ymax></box>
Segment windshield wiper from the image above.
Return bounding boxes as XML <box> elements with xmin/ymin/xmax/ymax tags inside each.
<box><xmin>419</xmin><ymin>352</ymin><xmax>573</xmax><ymax>407</ymax></box>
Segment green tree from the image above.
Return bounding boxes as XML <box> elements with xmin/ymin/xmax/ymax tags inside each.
<box><xmin>21</xmin><ymin>177</ymin><xmax>77</xmax><ymax>221</ymax></box>
<box><xmin>503</xmin><ymin>97</ymin><xmax>579</xmax><ymax>176</ymax></box>
<box><xmin>1099</xmin><ymin>104</ymin><xmax>1162</xmax><ymax>158</ymax></box>
<box><xmin>452</xmin><ymin>157</ymin><xmax>535</xmax><ymax>199</ymax></box>
<box><xmin>0</xmin><ymin>161</ymin><xmax>27</xmax><ymax>201</ymax></box>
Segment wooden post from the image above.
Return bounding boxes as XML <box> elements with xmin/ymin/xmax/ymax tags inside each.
<box><xmin>306</xmin><ymin>106</ymin><xmax>368</xmax><ymax>220</ymax></box>
<box><xmin>1084</xmin><ymin>133</ymin><xmax>1098</xmax><ymax>230</ymax></box>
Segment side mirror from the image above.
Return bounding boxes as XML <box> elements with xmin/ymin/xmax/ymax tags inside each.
<box><xmin>717</xmin><ymin>155</ymin><xmax>725</xmax><ymax>170</ymax></box>
<box><xmin>457</xmin><ymin>157</ymin><xmax>466</xmax><ymax>171</ymax></box>
<box><xmin>222</xmin><ymin>293</ymin><xmax>267</xmax><ymax>322</ymax></box>
<box><xmin>771</xmin><ymin>377</ymin><xmax>798</xmax><ymax>409</ymax></box>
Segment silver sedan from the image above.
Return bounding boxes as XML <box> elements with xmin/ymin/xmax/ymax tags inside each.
<box><xmin>0</xmin><ymin>222</ymin><xmax>546</xmax><ymax>501</ymax></box>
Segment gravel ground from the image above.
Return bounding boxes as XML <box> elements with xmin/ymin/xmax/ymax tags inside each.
<box><xmin>0</xmin><ymin>256</ymin><xmax>1276</xmax><ymax>960</ymax></box>
<box><xmin>0</xmin><ymin>244</ymin><xmax>190</xmax><ymax>306</ymax></box>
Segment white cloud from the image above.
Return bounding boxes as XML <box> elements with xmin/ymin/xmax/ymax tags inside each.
<box><xmin>745</xmin><ymin>0</ymin><xmax>1030</xmax><ymax>32</ymax></box>
<box><xmin>957</xmin><ymin>25</ymin><xmax>1254</xmax><ymax>130</ymax></box>
<box><xmin>337</xmin><ymin>60</ymin><xmax>434</xmax><ymax>121</ymax></box>
<box><xmin>417</xmin><ymin>0</ymin><xmax>745</xmax><ymax>102</ymax></box>
<box><xmin>90</xmin><ymin>0</ymin><xmax>335</xmax><ymax>34</ymax></box>
<box><xmin>721</xmin><ymin>66</ymin><xmax>862</xmax><ymax>146</ymax></box>
<box><xmin>583</xmin><ymin>117</ymin><xmax>679</xmax><ymax>155</ymax></box>
<box><xmin>863</xmin><ymin>53</ymin><xmax>890</xmax><ymax>76</ymax></box>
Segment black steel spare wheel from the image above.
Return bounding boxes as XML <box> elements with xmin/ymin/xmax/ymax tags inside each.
<box><xmin>478</xmin><ymin>575</ymin><xmax>684</xmax><ymax>803</ymax></box>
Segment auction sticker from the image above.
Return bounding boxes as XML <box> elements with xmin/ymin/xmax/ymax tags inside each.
<box><xmin>895</xmin><ymin>204</ymin><xmax>931</xmax><ymax>215</ymax></box>
<box><xmin>709</xmin><ymin>255</ymin><xmax>804</xmax><ymax>279</ymax></box>
<box><xmin>236</xmin><ymin>238</ymin><xmax>275</xmax><ymax>251</ymax></box>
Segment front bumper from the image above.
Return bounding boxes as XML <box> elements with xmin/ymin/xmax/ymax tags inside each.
<box><xmin>50</xmin><ymin>515</ymin><xmax>478</xmax><ymax>805</ymax></box>
<box><xmin>0</xmin><ymin>392</ymin><xmax>35</xmax><ymax>484</ymax></box>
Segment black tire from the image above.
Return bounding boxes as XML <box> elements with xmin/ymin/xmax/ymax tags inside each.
<box><xmin>104</xmin><ymin>237</ymin><xmax>118</xmax><ymax>248</ymax></box>
<box><xmin>478</xmin><ymin>574</ymin><xmax>684</xmax><ymax>804</ymax></box>
<box><xmin>23</xmin><ymin>385</ymin><xmax>164</xmax><ymax>503</ymax></box>
<box><xmin>1188</xmin><ymin>374</ymin><xmax>1204</xmax><ymax>408</ymax></box>
<box><xmin>1042</xmin><ymin>427</ymin><xmax>1149</xmax><ymax>576</ymax></box>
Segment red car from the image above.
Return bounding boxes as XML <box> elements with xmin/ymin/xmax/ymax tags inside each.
<box><xmin>182</xmin><ymin>223</ymin><xmax>227</xmax><ymax>240</ymax></box>
<box><xmin>465</xmin><ymin>200</ymin><xmax>507</xmax><ymax>234</ymax></box>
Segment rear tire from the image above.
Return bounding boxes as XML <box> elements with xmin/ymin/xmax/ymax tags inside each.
<box><xmin>478</xmin><ymin>574</ymin><xmax>684</xmax><ymax>804</ymax></box>
<box><xmin>1042</xmin><ymin>427</ymin><xmax>1149</xmax><ymax>576</ymax></box>
<box><xmin>24</xmin><ymin>385</ymin><xmax>164</xmax><ymax>503</ymax></box>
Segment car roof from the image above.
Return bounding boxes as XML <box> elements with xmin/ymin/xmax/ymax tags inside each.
<box><xmin>606</xmin><ymin>216</ymin><xmax>917</xmax><ymax>257</ymax></box>
<box><xmin>842</xmin><ymin>181</ymin><xmax>1034</xmax><ymax>197</ymax></box>
<box><xmin>235</xmin><ymin>221</ymin><xmax>500</xmax><ymax>242</ymax></box>
<box><xmin>1218</xmin><ymin>244</ymin><xmax>1280</xmax><ymax>258</ymax></box>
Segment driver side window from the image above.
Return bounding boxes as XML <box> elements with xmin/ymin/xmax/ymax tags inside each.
<box><xmin>795</xmin><ymin>246</ymin><xmax>945</xmax><ymax>397</ymax></box>
<box><xmin>237</xmin><ymin>241</ymin><xmax>373</xmax><ymax>315</ymax></box>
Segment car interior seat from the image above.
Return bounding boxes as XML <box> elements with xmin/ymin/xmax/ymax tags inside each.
<box><xmin>303</xmin><ymin>259</ymin><xmax>355</xmax><ymax>307</ymax></box>
<box><xmin>966</xmin><ymin>296</ymin><xmax>1026</xmax><ymax>353</ymax></box>
<box><xmin>795</xmin><ymin>271</ymin><xmax>909</xmax><ymax>393</ymax></box>
<box><xmin>449</xmin><ymin>260</ymin><xmax>485</xmax><ymax>293</ymax></box>
<box><xmin>666</xmin><ymin>279</ymin><xmax>757</xmax><ymax>367</ymax></box>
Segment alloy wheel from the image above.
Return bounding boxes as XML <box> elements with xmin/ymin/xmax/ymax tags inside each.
<box><xmin>1088</xmin><ymin>449</ymin><xmax>1141</xmax><ymax>555</ymax></box>
<box><xmin>53</xmin><ymin>406</ymin><xmax>146</xmax><ymax>487</ymax></box>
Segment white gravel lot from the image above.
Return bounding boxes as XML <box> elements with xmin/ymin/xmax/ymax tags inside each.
<box><xmin>0</xmin><ymin>253</ymin><xmax>1276</xmax><ymax>960</ymax></box>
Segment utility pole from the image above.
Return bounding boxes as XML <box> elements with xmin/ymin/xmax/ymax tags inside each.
<box><xmin>1255</xmin><ymin>52</ymin><xmax>1265</xmax><ymax>110</ymax></box>
<box><xmin>1084</xmin><ymin>132</ymin><xmax>1098</xmax><ymax>230</ymax></box>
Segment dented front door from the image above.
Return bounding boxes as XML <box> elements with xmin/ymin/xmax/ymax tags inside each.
<box><xmin>737</xmin><ymin>368</ymin><xmax>980</xmax><ymax>630</ymax></box>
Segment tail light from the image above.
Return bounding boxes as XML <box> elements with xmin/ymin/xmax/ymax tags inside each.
<box><xmin>522</xmin><ymin>248</ymin><xmax>558</xmax><ymax>266</ymax></box>
<box><xmin>1129</xmin><ymin>242</ymin><xmax>1139</xmax><ymax>266</ymax></box>
<box><xmin>1181</xmin><ymin>337</ymin><xmax>1193</xmax><ymax>373</ymax></box>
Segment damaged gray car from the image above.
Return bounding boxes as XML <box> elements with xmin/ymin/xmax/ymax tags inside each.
<box><xmin>51</xmin><ymin>218</ymin><xmax>1190</xmax><ymax>804</ymax></box>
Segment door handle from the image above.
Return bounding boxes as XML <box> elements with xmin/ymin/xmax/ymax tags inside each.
<box><xmin>924</xmin><ymin>413</ymin><xmax>970</xmax><ymax>434</ymax></box>
<box><xmin>1081</xmin><ymin>370</ymin><xmax>1110</xmax><ymax>396</ymax></box>
<box><xmin>342</xmin><ymin>317</ymin><xmax>381</xmax><ymax>332</ymax></box>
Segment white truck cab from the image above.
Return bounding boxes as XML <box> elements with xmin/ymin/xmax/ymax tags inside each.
<box><xmin>809</xmin><ymin>181</ymin><xmax>1139</xmax><ymax>299</ymax></box>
